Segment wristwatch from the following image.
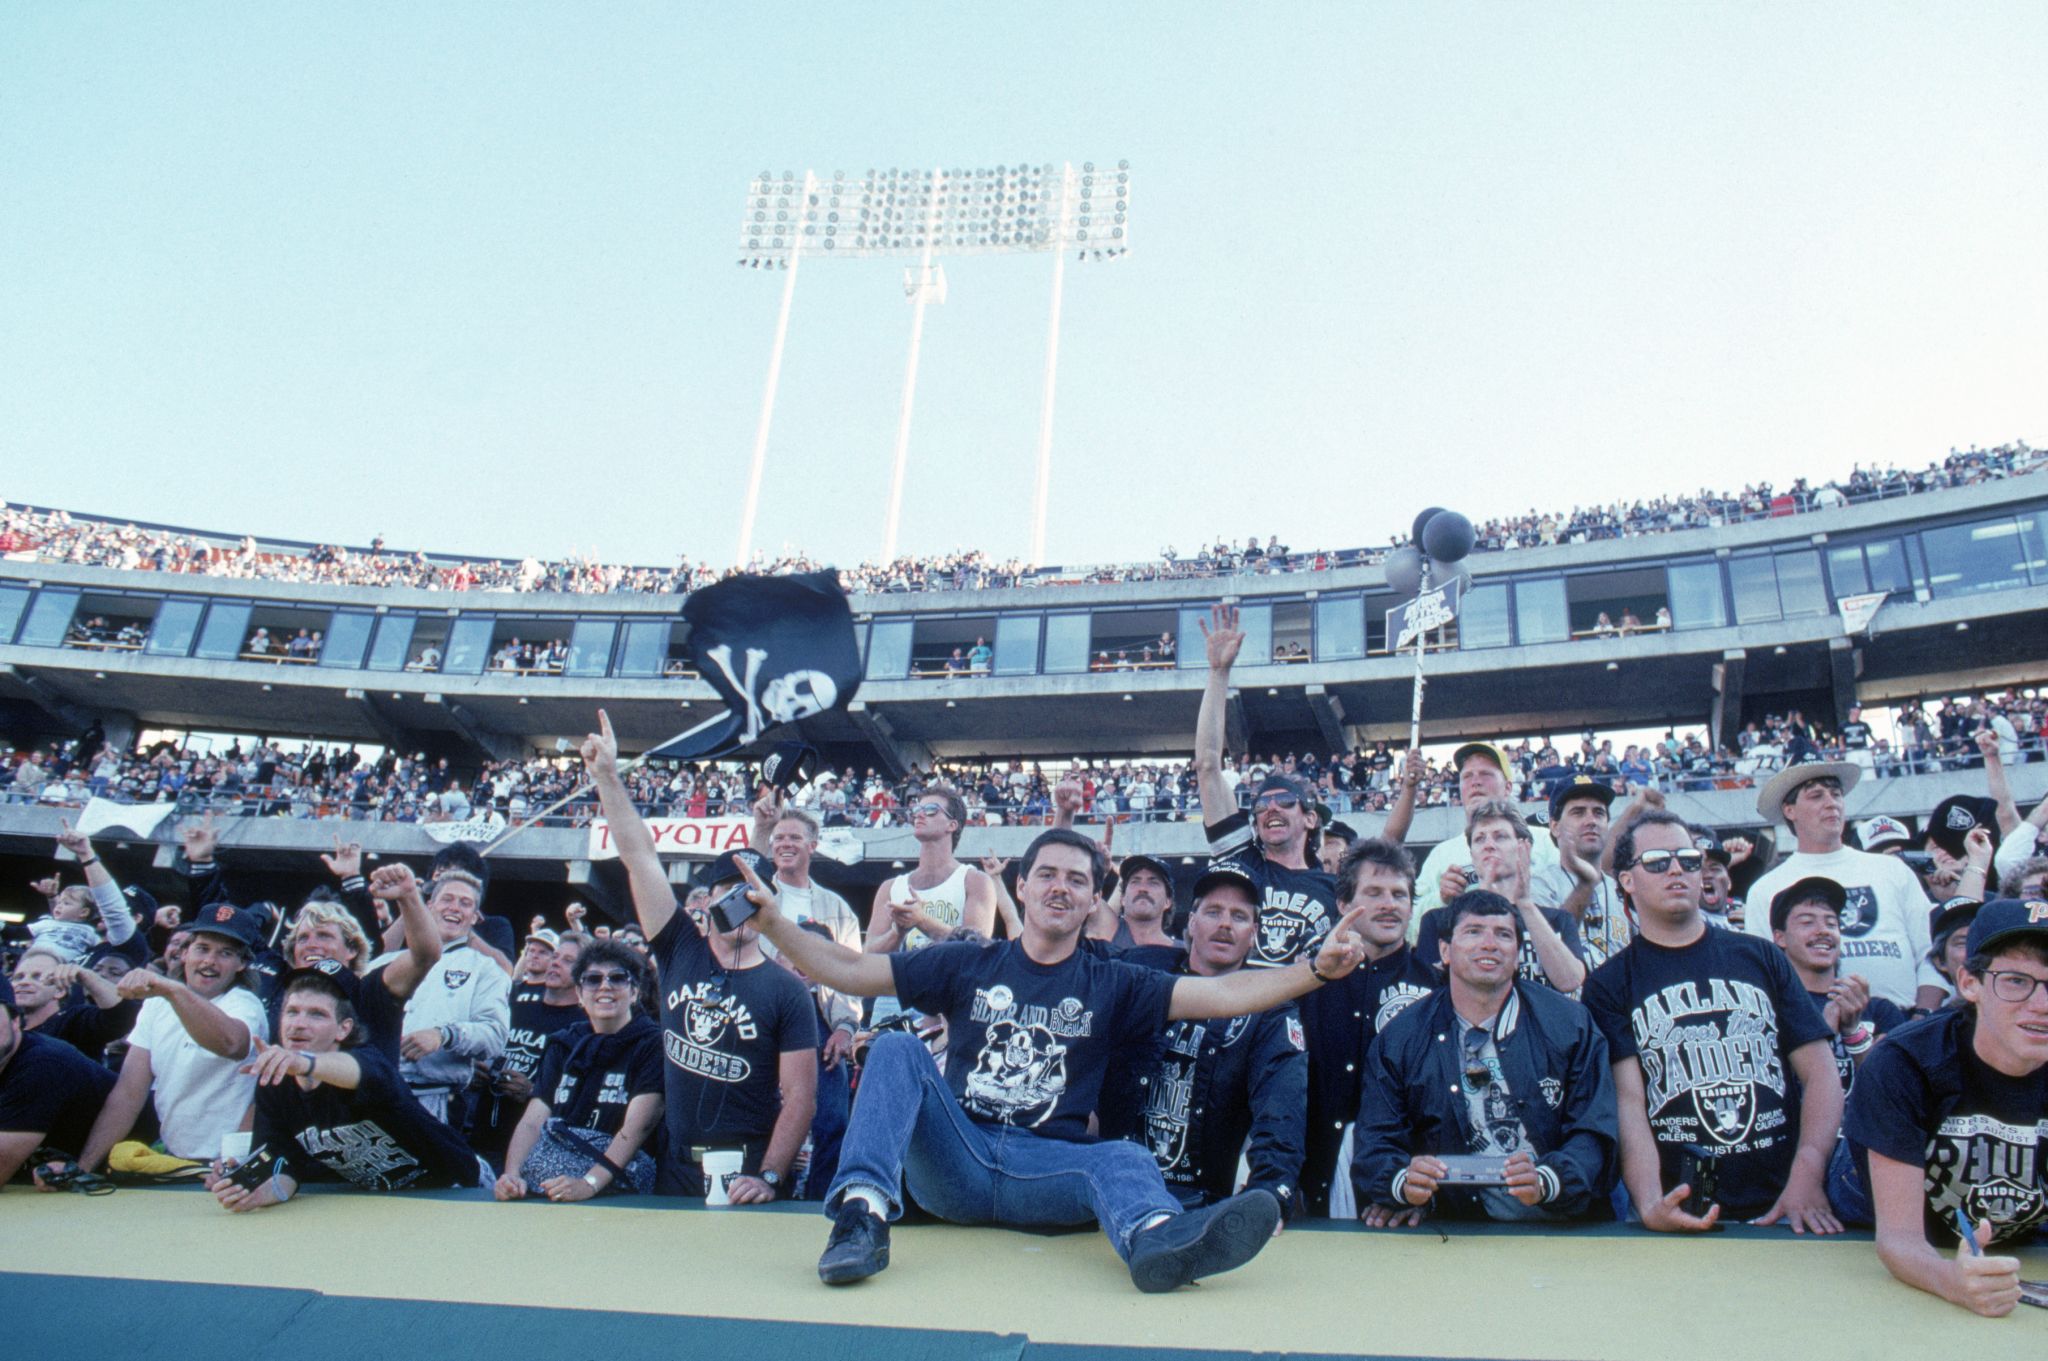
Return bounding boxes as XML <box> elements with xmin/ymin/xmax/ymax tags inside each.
<box><xmin>761</xmin><ymin>1169</ymin><xmax>783</xmax><ymax>1190</ymax></box>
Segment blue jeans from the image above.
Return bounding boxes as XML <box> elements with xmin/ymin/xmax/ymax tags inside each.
<box><xmin>828</xmin><ymin>1031</ymin><xmax>1181</xmax><ymax>1261</ymax></box>
<box><xmin>804</xmin><ymin>1050</ymin><xmax>850</xmax><ymax>1202</ymax></box>
<box><xmin>1825</xmin><ymin>1140</ymin><xmax>1872</xmax><ymax>1226</ymax></box>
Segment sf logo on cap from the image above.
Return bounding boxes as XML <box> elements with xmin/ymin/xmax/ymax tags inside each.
<box><xmin>211</xmin><ymin>906</ymin><xmax>236</xmax><ymax>923</ymax></box>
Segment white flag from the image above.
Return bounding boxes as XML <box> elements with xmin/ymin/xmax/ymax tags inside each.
<box><xmin>1838</xmin><ymin>591</ymin><xmax>1889</xmax><ymax>638</ymax></box>
<box><xmin>73</xmin><ymin>798</ymin><xmax>178</xmax><ymax>840</ymax></box>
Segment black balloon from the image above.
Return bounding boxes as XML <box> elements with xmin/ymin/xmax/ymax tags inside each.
<box><xmin>1385</xmin><ymin>545</ymin><xmax>1425</xmax><ymax>597</ymax></box>
<box><xmin>1411</xmin><ymin>506</ymin><xmax>1448</xmax><ymax>546</ymax></box>
<box><xmin>1422</xmin><ymin>510</ymin><xmax>1476</xmax><ymax>563</ymax></box>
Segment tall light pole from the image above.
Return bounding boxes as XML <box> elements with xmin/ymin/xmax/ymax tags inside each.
<box><xmin>732</xmin><ymin>160</ymin><xmax>1130</xmax><ymax>567</ymax></box>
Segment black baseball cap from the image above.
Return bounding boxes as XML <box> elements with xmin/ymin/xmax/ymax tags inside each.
<box><xmin>1966</xmin><ymin>898</ymin><xmax>2048</xmax><ymax>959</ymax></box>
<box><xmin>1927</xmin><ymin>896</ymin><xmax>1981</xmax><ymax>948</ymax></box>
<box><xmin>279</xmin><ymin>957</ymin><xmax>364</xmax><ymax>1012</ymax></box>
<box><xmin>695</xmin><ymin>847</ymin><xmax>770</xmax><ymax>890</ymax></box>
<box><xmin>1926</xmin><ymin>795</ymin><xmax>1999</xmax><ymax>860</ymax></box>
<box><xmin>1118</xmin><ymin>854</ymin><xmax>1176</xmax><ymax>894</ymax></box>
<box><xmin>760</xmin><ymin>741</ymin><xmax>820</xmax><ymax>792</ymax></box>
<box><xmin>1191</xmin><ymin>862</ymin><xmax>1258</xmax><ymax>902</ymax></box>
<box><xmin>1688</xmin><ymin>824</ymin><xmax>1732</xmax><ymax>865</ymax></box>
<box><xmin>1547</xmin><ymin>775</ymin><xmax>1616</xmax><ymax>820</ymax></box>
<box><xmin>173</xmin><ymin>903</ymin><xmax>263</xmax><ymax>950</ymax></box>
<box><xmin>1769</xmin><ymin>876</ymin><xmax>1847</xmax><ymax>933</ymax></box>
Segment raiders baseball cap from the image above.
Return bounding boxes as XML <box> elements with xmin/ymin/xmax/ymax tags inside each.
<box><xmin>695</xmin><ymin>847</ymin><xmax>770</xmax><ymax>890</ymax></box>
<box><xmin>173</xmin><ymin>903</ymin><xmax>263</xmax><ymax>950</ymax></box>
<box><xmin>1769</xmin><ymin>876</ymin><xmax>1847</xmax><ymax>933</ymax></box>
<box><xmin>1451</xmin><ymin>742</ymin><xmax>1511</xmax><ymax>778</ymax></box>
<box><xmin>760</xmin><ymin>740</ymin><xmax>820</xmax><ymax>792</ymax></box>
<box><xmin>1856</xmin><ymin>815</ymin><xmax>1912</xmax><ymax>853</ymax></box>
<box><xmin>1118</xmin><ymin>854</ymin><xmax>1177</xmax><ymax>895</ymax></box>
<box><xmin>1190</xmin><ymin>861</ymin><xmax>1258</xmax><ymax>902</ymax></box>
<box><xmin>1925</xmin><ymin>795</ymin><xmax>1999</xmax><ymax>860</ymax></box>
<box><xmin>1966</xmin><ymin>898</ymin><xmax>2048</xmax><ymax>959</ymax></box>
<box><xmin>279</xmin><ymin>956</ymin><xmax>364</xmax><ymax>1012</ymax></box>
<box><xmin>1547</xmin><ymin>775</ymin><xmax>1617</xmax><ymax>820</ymax></box>
<box><xmin>1688</xmin><ymin>824</ymin><xmax>1732</xmax><ymax>865</ymax></box>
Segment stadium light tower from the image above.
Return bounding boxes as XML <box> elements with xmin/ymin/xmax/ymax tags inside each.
<box><xmin>732</xmin><ymin>160</ymin><xmax>1131</xmax><ymax>568</ymax></box>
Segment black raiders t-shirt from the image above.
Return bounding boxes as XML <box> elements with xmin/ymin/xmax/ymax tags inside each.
<box><xmin>0</xmin><ymin>1032</ymin><xmax>117</xmax><ymax>1161</ymax></box>
<box><xmin>892</xmin><ymin>939</ymin><xmax>1178</xmax><ymax>1142</ymax></box>
<box><xmin>255</xmin><ymin>1048</ymin><xmax>482</xmax><ymax>1191</ymax></box>
<box><xmin>1415</xmin><ymin>905</ymin><xmax>1586</xmax><ymax>993</ymax></box>
<box><xmin>649</xmin><ymin>911</ymin><xmax>817</xmax><ymax>1152</ymax></box>
<box><xmin>1804</xmin><ymin>989</ymin><xmax>1910</xmax><ymax>1098</ymax></box>
<box><xmin>1584</xmin><ymin>927</ymin><xmax>1832</xmax><ymax>1220</ymax></box>
<box><xmin>534</xmin><ymin>1015</ymin><xmax>666</xmax><ymax>1139</ymax></box>
<box><xmin>506</xmin><ymin>985</ymin><xmax>584</xmax><ymax>1080</ymax></box>
<box><xmin>1846</xmin><ymin>1008</ymin><xmax>2047</xmax><ymax>1246</ymax></box>
<box><xmin>1204</xmin><ymin>811</ymin><xmax>1339</xmax><ymax>968</ymax></box>
<box><xmin>1839</xmin><ymin>720</ymin><xmax>1872</xmax><ymax>750</ymax></box>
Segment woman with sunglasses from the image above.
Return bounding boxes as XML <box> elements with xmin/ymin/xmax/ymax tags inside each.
<box><xmin>494</xmin><ymin>940</ymin><xmax>663</xmax><ymax>1202</ymax></box>
<box><xmin>1585</xmin><ymin>811</ymin><xmax>1844</xmax><ymax>1236</ymax></box>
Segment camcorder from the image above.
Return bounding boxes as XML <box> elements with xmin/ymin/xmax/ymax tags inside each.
<box><xmin>708</xmin><ymin>881</ymin><xmax>759</xmax><ymax>934</ymax></box>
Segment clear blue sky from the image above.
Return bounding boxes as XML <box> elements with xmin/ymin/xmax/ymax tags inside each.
<box><xmin>3</xmin><ymin>4</ymin><xmax>2042</xmax><ymax>570</ymax></box>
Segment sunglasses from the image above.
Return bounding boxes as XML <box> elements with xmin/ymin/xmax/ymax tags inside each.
<box><xmin>1252</xmin><ymin>792</ymin><xmax>1302</xmax><ymax>812</ymax></box>
<box><xmin>1462</xmin><ymin>1028</ymin><xmax>1494</xmax><ymax>1089</ymax></box>
<box><xmin>1634</xmin><ymin>849</ymin><xmax>1705</xmax><ymax>875</ymax></box>
<box><xmin>910</xmin><ymin>802</ymin><xmax>948</xmax><ymax>818</ymax></box>
<box><xmin>578</xmin><ymin>970</ymin><xmax>635</xmax><ymax>990</ymax></box>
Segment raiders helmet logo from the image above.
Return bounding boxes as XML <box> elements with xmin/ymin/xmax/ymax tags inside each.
<box><xmin>1256</xmin><ymin>906</ymin><xmax>1316</xmax><ymax>963</ymax></box>
<box><xmin>442</xmin><ymin>970</ymin><xmax>471</xmax><ymax>990</ymax></box>
<box><xmin>1693</xmin><ymin>1080</ymin><xmax>1757</xmax><ymax>1146</ymax></box>
<box><xmin>1961</xmin><ymin>1177</ymin><xmax>2044</xmax><ymax>1231</ymax></box>
<box><xmin>1946</xmin><ymin>806</ymin><xmax>1976</xmax><ymax>831</ymax></box>
<box><xmin>1838</xmin><ymin>887</ymin><xmax>1879</xmax><ymax>939</ymax></box>
<box><xmin>1540</xmin><ymin>1077</ymin><xmax>1564</xmax><ymax>1109</ymax></box>
<box><xmin>684</xmin><ymin>997</ymin><xmax>731</xmax><ymax>1047</ymax></box>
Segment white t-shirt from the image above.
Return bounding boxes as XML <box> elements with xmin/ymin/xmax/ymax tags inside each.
<box><xmin>130</xmin><ymin>987</ymin><xmax>270</xmax><ymax>1161</ymax></box>
<box><xmin>761</xmin><ymin>879</ymin><xmax>860</xmax><ymax>953</ymax></box>
<box><xmin>1742</xmin><ymin>845</ymin><xmax>1939</xmax><ymax>1007</ymax></box>
<box><xmin>1411</xmin><ymin>832</ymin><xmax>1561</xmax><ymax>935</ymax></box>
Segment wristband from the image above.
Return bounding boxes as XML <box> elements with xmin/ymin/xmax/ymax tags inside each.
<box><xmin>298</xmin><ymin>1052</ymin><xmax>318</xmax><ymax>1078</ymax></box>
<box><xmin>583</xmin><ymin>1170</ymin><xmax>605</xmax><ymax>1191</ymax></box>
<box><xmin>1307</xmin><ymin>956</ymin><xmax>1333</xmax><ymax>984</ymax></box>
<box><xmin>270</xmin><ymin>1169</ymin><xmax>296</xmax><ymax>1203</ymax></box>
<box><xmin>1842</xmin><ymin>1025</ymin><xmax>1875</xmax><ymax>1055</ymax></box>
<box><xmin>79</xmin><ymin>856</ymin><xmax>100</xmax><ymax>867</ymax></box>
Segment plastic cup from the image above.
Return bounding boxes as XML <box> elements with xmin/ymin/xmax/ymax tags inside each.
<box><xmin>702</xmin><ymin>1150</ymin><xmax>743</xmax><ymax>1205</ymax></box>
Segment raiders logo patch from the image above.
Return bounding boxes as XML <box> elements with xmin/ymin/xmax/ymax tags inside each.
<box><xmin>443</xmin><ymin>970</ymin><xmax>472</xmax><ymax>990</ymax></box>
<box><xmin>1946</xmin><ymin>806</ymin><xmax>1976</xmax><ymax>831</ymax></box>
<box><xmin>1540</xmin><ymin>1077</ymin><xmax>1564</xmax><ymax>1109</ymax></box>
<box><xmin>1838</xmin><ymin>887</ymin><xmax>1879</xmax><ymax>939</ymax></box>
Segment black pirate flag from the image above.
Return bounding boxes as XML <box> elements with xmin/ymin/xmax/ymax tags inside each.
<box><xmin>645</xmin><ymin>571</ymin><xmax>861</xmax><ymax>762</ymax></box>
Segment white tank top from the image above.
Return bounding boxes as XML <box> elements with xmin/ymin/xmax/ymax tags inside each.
<box><xmin>887</xmin><ymin>861</ymin><xmax>970</xmax><ymax>950</ymax></box>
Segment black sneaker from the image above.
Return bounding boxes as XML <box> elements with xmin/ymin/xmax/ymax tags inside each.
<box><xmin>818</xmin><ymin>1202</ymin><xmax>891</xmax><ymax>1285</ymax></box>
<box><xmin>1125</xmin><ymin>1189</ymin><xmax>1281</xmax><ymax>1294</ymax></box>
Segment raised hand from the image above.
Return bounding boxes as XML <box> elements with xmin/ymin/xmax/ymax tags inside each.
<box><xmin>565</xmin><ymin>903</ymin><xmax>588</xmax><ymax>929</ymax></box>
<box><xmin>179</xmin><ymin>812</ymin><xmax>221</xmax><ymax>864</ymax></box>
<box><xmin>154</xmin><ymin>903</ymin><xmax>182</xmax><ymax>931</ymax></box>
<box><xmin>55</xmin><ymin>820</ymin><xmax>92</xmax><ymax>858</ymax></box>
<box><xmin>1052</xmin><ymin>777</ymin><xmax>1083</xmax><ymax>816</ymax></box>
<box><xmin>320</xmin><ymin>834</ymin><xmax>363</xmax><ymax>879</ymax></box>
<box><xmin>1974</xmin><ymin>726</ymin><xmax>2001</xmax><ymax>764</ymax></box>
<box><xmin>1311</xmin><ymin>903</ymin><xmax>1373</xmax><ymax>982</ymax></box>
<box><xmin>1963</xmin><ymin>825</ymin><xmax>1995</xmax><ymax>871</ymax></box>
<box><xmin>1400</xmin><ymin>748</ymin><xmax>1425</xmax><ymax>788</ymax></box>
<box><xmin>1722</xmin><ymin>835</ymin><xmax>1753</xmax><ymax>867</ymax></box>
<box><xmin>240</xmin><ymin>1037</ymin><xmax>314</xmax><ymax>1087</ymax></box>
<box><xmin>367</xmin><ymin>864</ymin><xmax>420</xmax><ymax>902</ymax></box>
<box><xmin>1200</xmin><ymin>604</ymin><xmax>1244</xmax><ymax>673</ymax></box>
<box><xmin>116</xmin><ymin>968</ymin><xmax>170</xmax><ymax>1002</ymax></box>
<box><xmin>1824</xmin><ymin>974</ymin><xmax>1872</xmax><ymax>1035</ymax></box>
<box><xmin>732</xmin><ymin>853</ymin><xmax>783</xmax><ymax>928</ymax></box>
<box><xmin>30</xmin><ymin>874</ymin><xmax>61</xmax><ymax>900</ymax></box>
<box><xmin>580</xmin><ymin>709</ymin><xmax>619</xmax><ymax>782</ymax></box>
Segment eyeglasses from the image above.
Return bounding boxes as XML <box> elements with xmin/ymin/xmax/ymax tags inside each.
<box><xmin>578</xmin><ymin>970</ymin><xmax>634</xmax><ymax>990</ymax></box>
<box><xmin>1982</xmin><ymin>969</ymin><xmax>2048</xmax><ymax>1005</ymax></box>
<box><xmin>1633</xmin><ymin>849</ymin><xmax>1705</xmax><ymax>876</ymax></box>
<box><xmin>1252</xmin><ymin>792</ymin><xmax>1302</xmax><ymax>812</ymax></box>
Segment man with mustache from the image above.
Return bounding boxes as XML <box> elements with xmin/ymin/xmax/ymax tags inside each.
<box><xmin>1089</xmin><ymin>853</ymin><xmax>1179</xmax><ymax>964</ymax></box>
<box><xmin>1767</xmin><ymin>878</ymin><xmax>1909</xmax><ymax>1100</ymax></box>
<box><xmin>1294</xmin><ymin>838</ymin><xmax>1442</xmax><ymax>1216</ymax></box>
<box><xmin>1099</xmin><ymin>863</ymin><xmax>1308</xmax><ymax>1222</ymax></box>
<box><xmin>1353</xmin><ymin>890</ymin><xmax>1617</xmax><ymax>1225</ymax></box>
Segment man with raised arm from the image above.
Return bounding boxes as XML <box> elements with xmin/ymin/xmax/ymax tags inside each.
<box><xmin>582</xmin><ymin>712</ymin><xmax>817</xmax><ymax>1201</ymax></box>
<box><xmin>740</xmin><ymin>822</ymin><xmax>1377</xmax><ymax>1292</ymax></box>
<box><xmin>1195</xmin><ymin>604</ymin><xmax>1338</xmax><ymax>968</ymax></box>
<box><xmin>1414</xmin><ymin>801</ymin><xmax>1587</xmax><ymax>995</ymax></box>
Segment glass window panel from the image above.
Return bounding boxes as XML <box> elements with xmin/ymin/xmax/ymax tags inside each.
<box><xmin>566</xmin><ymin>619</ymin><xmax>616</xmax><ymax>676</ymax></box>
<box><xmin>1775</xmin><ymin>550</ymin><xmax>1828</xmax><ymax>617</ymax></box>
<box><xmin>17</xmin><ymin>589</ymin><xmax>81</xmax><ymax>648</ymax></box>
<box><xmin>1826</xmin><ymin>546</ymin><xmax>1868</xmax><ymax>599</ymax></box>
<box><xmin>442</xmin><ymin>617</ymin><xmax>495</xmax><ymax>674</ymax></box>
<box><xmin>1922</xmin><ymin>518</ymin><xmax>2029</xmax><ymax>598</ymax></box>
<box><xmin>0</xmin><ymin>585</ymin><xmax>28</xmax><ymax>645</ymax></box>
<box><xmin>367</xmin><ymin>615</ymin><xmax>416</xmax><ymax>672</ymax></box>
<box><xmin>616</xmin><ymin>620</ymin><xmax>671</xmax><ymax>678</ymax></box>
<box><xmin>993</xmin><ymin>614</ymin><xmax>1040</xmax><ymax>675</ymax></box>
<box><xmin>1313</xmin><ymin>594</ymin><xmax>1364</xmax><ymax>660</ymax></box>
<box><xmin>1458</xmin><ymin>583</ymin><xmax>1511</xmax><ymax>650</ymax></box>
<box><xmin>193</xmin><ymin>602</ymin><xmax>252</xmax><ymax>660</ymax></box>
<box><xmin>1863</xmin><ymin>539</ymin><xmax>1909</xmax><ymax>595</ymax></box>
<box><xmin>2021</xmin><ymin>514</ymin><xmax>2048</xmax><ymax>586</ymax></box>
<box><xmin>866</xmin><ymin>619</ymin><xmax>912</xmax><ymax>679</ymax></box>
<box><xmin>1666</xmin><ymin>562</ymin><xmax>1727</xmax><ymax>630</ymax></box>
<box><xmin>1512</xmin><ymin>579</ymin><xmax>1568</xmax><ymax>645</ymax></box>
<box><xmin>1175</xmin><ymin>606</ymin><xmax>1210</xmax><ymax>669</ymax></box>
<box><xmin>144</xmin><ymin>599</ymin><xmax>204</xmax><ymax>656</ymax></box>
<box><xmin>1236</xmin><ymin>603</ymin><xmax>1273</xmax><ymax>665</ymax></box>
<box><xmin>1729</xmin><ymin>555</ymin><xmax>1781</xmax><ymax>623</ymax></box>
<box><xmin>320</xmin><ymin>610</ymin><xmax>376</xmax><ymax>668</ymax></box>
<box><xmin>1044</xmin><ymin>613</ymin><xmax>1092</xmax><ymax>674</ymax></box>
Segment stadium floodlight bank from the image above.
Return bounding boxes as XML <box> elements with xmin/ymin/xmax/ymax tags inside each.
<box><xmin>731</xmin><ymin>162</ymin><xmax>1131</xmax><ymax>571</ymax></box>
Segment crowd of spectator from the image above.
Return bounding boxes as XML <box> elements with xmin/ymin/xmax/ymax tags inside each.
<box><xmin>5</xmin><ymin>442</ymin><xmax>2037</xmax><ymax>603</ymax></box>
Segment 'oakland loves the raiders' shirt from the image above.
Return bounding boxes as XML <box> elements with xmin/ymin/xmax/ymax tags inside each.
<box><xmin>893</xmin><ymin>939</ymin><xmax>1177</xmax><ymax>1142</ymax></box>
<box><xmin>1846</xmin><ymin>1008</ymin><xmax>2048</xmax><ymax>1246</ymax></box>
<box><xmin>1204</xmin><ymin>812</ymin><xmax>1338</xmax><ymax>968</ymax></box>
<box><xmin>1584</xmin><ymin>927</ymin><xmax>1832</xmax><ymax>1220</ymax></box>
<box><xmin>650</xmin><ymin>910</ymin><xmax>816</xmax><ymax>1161</ymax></box>
<box><xmin>255</xmin><ymin>1049</ymin><xmax>482</xmax><ymax>1191</ymax></box>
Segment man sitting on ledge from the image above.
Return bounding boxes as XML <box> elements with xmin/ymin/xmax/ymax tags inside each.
<box><xmin>733</xmin><ymin>829</ymin><xmax>1377</xmax><ymax>1293</ymax></box>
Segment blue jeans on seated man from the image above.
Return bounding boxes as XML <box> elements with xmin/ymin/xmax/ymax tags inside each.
<box><xmin>827</xmin><ymin>1031</ymin><xmax>1182</xmax><ymax>1261</ymax></box>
